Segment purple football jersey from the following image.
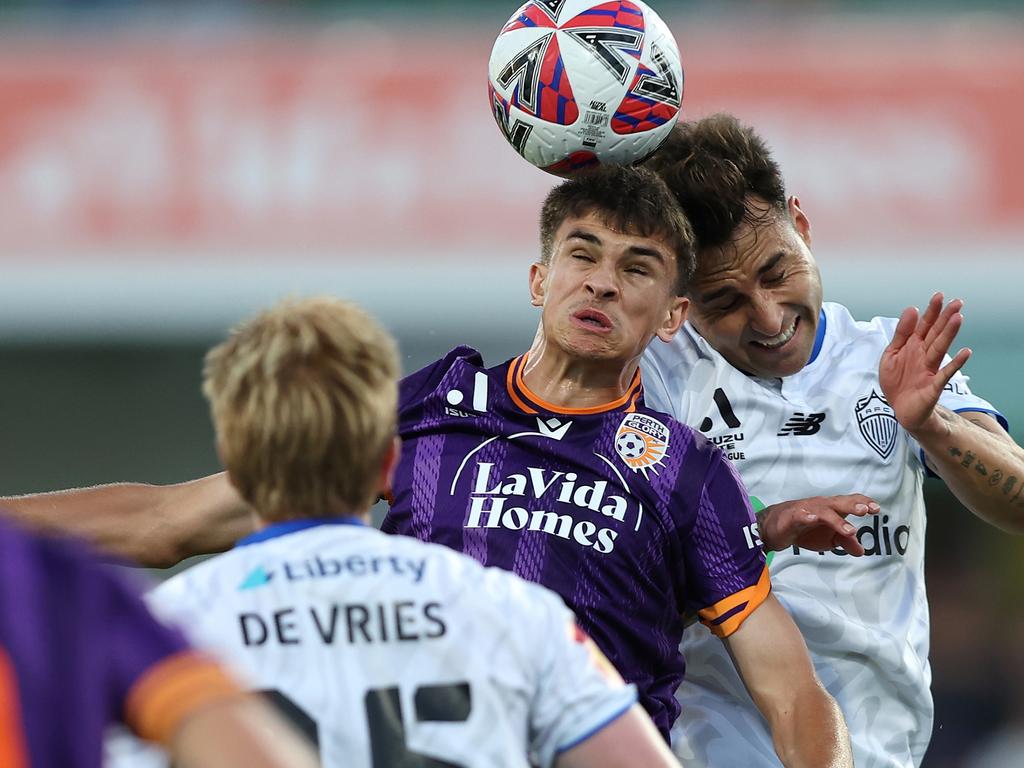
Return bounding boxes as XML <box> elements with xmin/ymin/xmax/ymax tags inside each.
<box><xmin>0</xmin><ymin>516</ymin><xmax>239</xmax><ymax>768</ymax></box>
<box><xmin>382</xmin><ymin>347</ymin><xmax>769</xmax><ymax>737</ymax></box>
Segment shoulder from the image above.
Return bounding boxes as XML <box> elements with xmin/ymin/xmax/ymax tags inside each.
<box><xmin>641</xmin><ymin>322</ymin><xmax>704</xmax><ymax>378</ymax></box>
<box><xmin>825</xmin><ymin>301</ymin><xmax>899</xmax><ymax>345</ymax></box>
<box><xmin>399</xmin><ymin>346</ymin><xmax>488</xmax><ymax>406</ymax></box>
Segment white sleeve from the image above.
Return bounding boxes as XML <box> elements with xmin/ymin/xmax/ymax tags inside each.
<box><xmin>522</xmin><ymin>585</ymin><xmax>638</xmax><ymax>768</ymax></box>
<box><xmin>640</xmin><ymin>343</ymin><xmax>679</xmax><ymax>417</ymax></box>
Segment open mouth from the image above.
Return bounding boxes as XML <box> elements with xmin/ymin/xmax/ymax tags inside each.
<box><xmin>572</xmin><ymin>308</ymin><xmax>613</xmax><ymax>332</ymax></box>
<box><xmin>751</xmin><ymin>315</ymin><xmax>799</xmax><ymax>350</ymax></box>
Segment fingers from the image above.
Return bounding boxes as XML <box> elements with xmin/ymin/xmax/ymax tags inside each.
<box><xmin>831</xmin><ymin>494</ymin><xmax>881</xmax><ymax>518</ymax></box>
<box><xmin>923</xmin><ymin>296</ymin><xmax>962</xmax><ymax>348</ymax></box>
<box><xmin>832</xmin><ymin>531</ymin><xmax>866</xmax><ymax>557</ymax></box>
<box><xmin>888</xmin><ymin>306</ymin><xmax>918</xmax><ymax>352</ymax></box>
<box><xmin>937</xmin><ymin>347</ymin><xmax>972</xmax><ymax>388</ymax></box>
<box><xmin>803</xmin><ymin>508</ymin><xmax>866</xmax><ymax>554</ymax></box>
<box><xmin>924</xmin><ymin>302</ymin><xmax>965</xmax><ymax>370</ymax></box>
<box><xmin>917</xmin><ymin>292</ymin><xmax>944</xmax><ymax>340</ymax></box>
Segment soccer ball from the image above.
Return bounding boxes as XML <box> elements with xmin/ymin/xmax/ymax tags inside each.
<box><xmin>615</xmin><ymin>431</ymin><xmax>648</xmax><ymax>460</ymax></box>
<box><xmin>488</xmin><ymin>0</ymin><xmax>683</xmax><ymax>175</ymax></box>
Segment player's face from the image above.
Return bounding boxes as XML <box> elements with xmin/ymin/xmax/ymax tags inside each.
<box><xmin>529</xmin><ymin>212</ymin><xmax>688</xmax><ymax>366</ymax></box>
<box><xmin>687</xmin><ymin>197</ymin><xmax>823</xmax><ymax>379</ymax></box>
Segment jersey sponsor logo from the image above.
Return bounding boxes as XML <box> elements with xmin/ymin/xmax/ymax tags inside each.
<box><xmin>465</xmin><ymin>462</ymin><xmax>634</xmax><ymax>554</ymax></box>
<box><xmin>943</xmin><ymin>379</ymin><xmax>970</xmax><ymax>396</ymax></box>
<box><xmin>699</xmin><ymin>388</ymin><xmax>748</xmax><ymax>461</ymax></box>
<box><xmin>776</xmin><ymin>412</ymin><xmax>826</xmax><ymax>436</ymax></box>
<box><xmin>790</xmin><ymin>514</ymin><xmax>911</xmax><ymax>558</ymax></box>
<box><xmin>855</xmin><ymin>389</ymin><xmax>898</xmax><ymax>459</ymax></box>
<box><xmin>237</xmin><ymin>555</ymin><xmax>427</xmax><ymax>591</ymax></box>
<box><xmin>698</xmin><ymin>387</ymin><xmax>741</xmax><ymax>432</ymax></box>
<box><xmin>445</xmin><ymin>372</ymin><xmax>489</xmax><ymax>418</ymax></box>
<box><xmin>614</xmin><ymin>412</ymin><xmax>669</xmax><ymax>476</ymax></box>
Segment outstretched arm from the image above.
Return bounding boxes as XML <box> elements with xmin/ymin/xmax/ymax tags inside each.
<box><xmin>0</xmin><ymin>473</ymin><xmax>254</xmax><ymax>567</ymax></box>
<box><xmin>557</xmin><ymin>704</ymin><xmax>680</xmax><ymax>768</ymax></box>
<box><xmin>724</xmin><ymin>593</ymin><xmax>853</xmax><ymax>768</ymax></box>
<box><xmin>880</xmin><ymin>293</ymin><xmax>1024</xmax><ymax>534</ymax></box>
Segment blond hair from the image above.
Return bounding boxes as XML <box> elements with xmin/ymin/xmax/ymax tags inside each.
<box><xmin>203</xmin><ymin>297</ymin><xmax>399</xmax><ymax>522</ymax></box>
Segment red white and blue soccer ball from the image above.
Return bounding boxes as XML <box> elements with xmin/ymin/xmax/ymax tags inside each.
<box><xmin>488</xmin><ymin>0</ymin><xmax>683</xmax><ymax>175</ymax></box>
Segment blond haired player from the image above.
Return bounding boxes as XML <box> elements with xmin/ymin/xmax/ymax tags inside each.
<box><xmin>108</xmin><ymin>296</ymin><xmax>681</xmax><ymax>768</ymax></box>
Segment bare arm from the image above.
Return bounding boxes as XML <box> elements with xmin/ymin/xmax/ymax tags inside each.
<box><xmin>171</xmin><ymin>695</ymin><xmax>319</xmax><ymax>768</ymax></box>
<box><xmin>879</xmin><ymin>293</ymin><xmax>1024</xmax><ymax>534</ymax></box>
<box><xmin>556</xmin><ymin>704</ymin><xmax>680</xmax><ymax>768</ymax></box>
<box><xmin>914</xmin><ymin>408</ymin><xmax>1024</xmax><ymax>533</ymax></box>
<box><xmin>724</xmin><ymin>593</ymin><xmax>852</xmax><ymax>768</ymax></box>
<box><xmin>0</xmin><ymin>473</ymin><xmax>255</xmax><ymax>567</ymax></box>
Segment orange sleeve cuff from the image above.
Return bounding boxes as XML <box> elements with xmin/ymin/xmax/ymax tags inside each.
<box><xmin>697</xmin><ymin>565</ymin><xmax>772</xmax><ymax>638</ymax></box>
<box><xmin>0</xmin><ymin>649</ymin><xmax>29</xmax><ymax>768</ymax></box>
<box><xmin>124</xmin><ymin>650</ymin><xmax>243</xmax><ymax>746</ymax></box>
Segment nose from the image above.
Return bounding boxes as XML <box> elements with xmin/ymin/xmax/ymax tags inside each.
<box><xmin>747</xmin><ymin>293</ymin><xmax>784</xmax><ymax>337</ymax></box>
<box><xmin>584</xmin><ymin>261</ymin><xmax>619</xmax><ymax>299</ymax></box>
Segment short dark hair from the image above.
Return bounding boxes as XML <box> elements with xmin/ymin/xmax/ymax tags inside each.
<box><xmin>644</xmin><ymin>113</ymin><xmax>786</xmax><ymax>251</ymax></box>
<box><xmin>538</xmin><ymin>165</ymin><xmax>696</xmax><ymax>295</ymax></box>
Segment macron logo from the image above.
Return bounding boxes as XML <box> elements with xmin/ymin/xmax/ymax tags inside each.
<box><xmin>239</xmin><ymin>566</ymin><xmax>274</xmax><ymax>591</ymax></box>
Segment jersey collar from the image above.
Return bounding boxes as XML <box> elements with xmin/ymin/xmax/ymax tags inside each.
<box><xmin>236</xmin><ymin>516</ymin><xmax>366</xmax><ymax>547</ymax></box>
<box><xmin>505</xmin><ymin>352</ymin><xmax>643</xmax><ymax>415</ymax></box>
<box><xmin>806</xmin><ymin>307</ymin><xmax>828</xmax><ymax>366</ymax></box>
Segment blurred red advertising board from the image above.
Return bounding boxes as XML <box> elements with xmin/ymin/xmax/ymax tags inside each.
<box><xmin>0</xmin><ymin>19</ymin><xmax>1019</xmax><ymax>263</ymax></box>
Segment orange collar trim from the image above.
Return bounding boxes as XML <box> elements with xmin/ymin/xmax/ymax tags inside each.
<box><xmin>506</xmin><ymin>354</ymin><xmax>642</xmax><ymax>416</ymax></box>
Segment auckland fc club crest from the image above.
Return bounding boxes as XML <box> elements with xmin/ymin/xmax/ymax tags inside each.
<box><xmin>615</xmin><ymin>412</ymin><xmax>670</xmax><ymax>476</ymax></box>
<box><xmin>855</xmin><ymin>389</ymin><xmax>898</xmax><ymax>459</ymax></box>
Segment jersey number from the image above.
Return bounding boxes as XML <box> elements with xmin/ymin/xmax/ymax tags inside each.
<box><xmin>259</xmin><ymin>683</ymin><xmax>472</xmax><ymax>767</ymax></box>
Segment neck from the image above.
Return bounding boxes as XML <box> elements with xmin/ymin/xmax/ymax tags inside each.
<box><xmin>521</xmin><ymin>327</ymin><xmax>641</xmax><ymax>410</ymax></box>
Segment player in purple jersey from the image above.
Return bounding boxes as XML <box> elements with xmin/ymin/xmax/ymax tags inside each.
<box><xmin>0</xmin><ymin>516</ymin><xmax>317</xmax><ymax>768</ymax></box>
<box><xmin>378</xmin><ymin>167</ymin><xmax>851</xmax><ymax>766</ymax></box>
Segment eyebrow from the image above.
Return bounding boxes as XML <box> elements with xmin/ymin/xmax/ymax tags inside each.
<box><xmin>698</xmin><ymin>251</ymin><xmax>786</xmax><ymax>304</ymax></box>
<box><xmin>566</xmin><ymin>230</ymin><xmax>667</xmax><ymax>263</ymax></box>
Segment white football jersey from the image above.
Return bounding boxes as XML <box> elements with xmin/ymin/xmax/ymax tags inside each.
<box><xmin>640</xmin><ymin>302</ymin><xmax>1003</xmax><ymax>768</ymax></box>
<box><xmin>106</xmin><ymin>519</ymin><xmax>637</xmax><ymax>768</ymax></box>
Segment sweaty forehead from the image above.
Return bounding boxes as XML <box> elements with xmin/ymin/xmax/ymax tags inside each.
<box><xmin>695</xmin><ymin>213</ymin><xmax>794</xmax><ymax>283</ymax></box>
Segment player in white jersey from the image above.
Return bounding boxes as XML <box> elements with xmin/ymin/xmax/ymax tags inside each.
<box><xmin>643</xmin><ymin>113</ymin><xmax>1024</xmax><ymax>767</ymax></box>
<box><xmin>109</xmin><ymin>295</ymin><xmax>681</xmax><ymax>768</ymax></box>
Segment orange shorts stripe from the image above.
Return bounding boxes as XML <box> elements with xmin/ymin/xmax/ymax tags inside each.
<box><xmin>124</xmin><ymin>650</ymin><xmax>242</xmax><ymax>746</ymax></box>
<box><xmin>697</xmin><ymin>565</ymin><xmax>772</xmax><ymax>638</ymax></box>
<box><xmin>0</xmin><ymin>649</ymin><xmax>29</xmax><ymax>768</ymax></box>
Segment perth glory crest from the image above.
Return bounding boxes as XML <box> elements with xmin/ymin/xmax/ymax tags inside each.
<box><xmin>614</xmin><ymin>412</ymin><xmax>670</xmax><ymax>476</ymax></box>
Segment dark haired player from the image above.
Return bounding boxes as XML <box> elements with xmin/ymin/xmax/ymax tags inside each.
<box><xmin>643</xmin><ymin>113</ymin><xmax>1021</xmax><ymax>767</ymax></box>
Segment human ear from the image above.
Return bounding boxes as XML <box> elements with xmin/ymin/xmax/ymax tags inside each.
<box><xmin>788</xmin><ymin>196</ymin><xmax>812</xmax><ymax>248</ymax></box>
<box><xmin>529</xmin><ymin>262</ymin><xmax>548</xmax><ymax>307</ymax></box>
<box><xmin>655</xmin><ymin>296</ymin><xmax>689</xmax><ymax>342</ymax></box>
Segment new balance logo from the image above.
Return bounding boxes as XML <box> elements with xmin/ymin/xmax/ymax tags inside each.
<box><xmin>777</xmin><ymin>412</ymin><xmax>826</xmax><ymax>436</ymax></box>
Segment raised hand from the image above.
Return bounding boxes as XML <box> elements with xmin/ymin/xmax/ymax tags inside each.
<box><xmin>758</xmin><ymin>495</ymin><xmax>880</xmax><ymax>555</ymax></box>
<box><xmin>879</xmin><ymin>293</ymin><xmax>972</xmax><ymax>433</ymax></box>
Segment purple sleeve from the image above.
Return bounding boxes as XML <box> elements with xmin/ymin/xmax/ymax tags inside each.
<box><xmin>0</xmin><ymin>520</ymin><xmax>196</xmax><ymax>763</ymax></box>
<box><xmin>677</xmin><ymin>446</ymin><xmax>769</xmax><ymax>637</ymax></box>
